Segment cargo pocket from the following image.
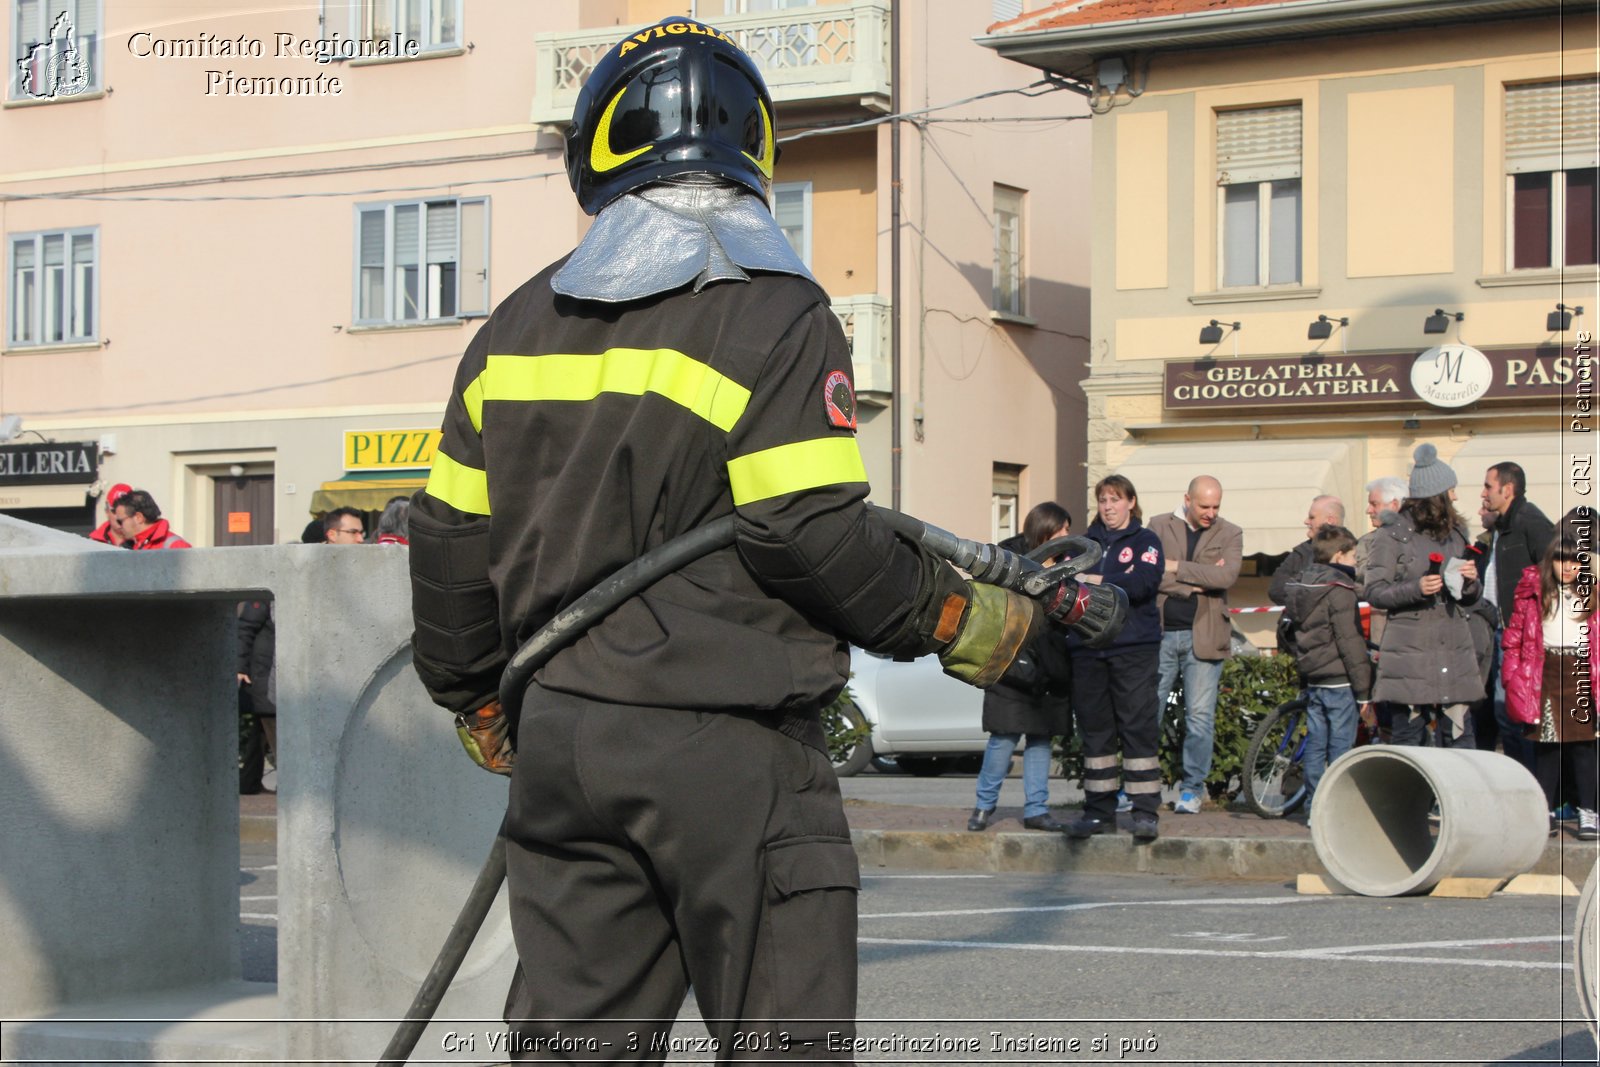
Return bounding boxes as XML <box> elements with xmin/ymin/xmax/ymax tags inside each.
<box><xmin>760</xmin><ymin>837</ymin><xmax>860</xmax><ymax>1042</ymax></box>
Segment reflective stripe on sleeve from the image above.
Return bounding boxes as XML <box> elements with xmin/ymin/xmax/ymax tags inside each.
<box><xmin>726</xmin><ymin>436</ymin><xmax>868</xmax><ymax>506</ymax></box>
<box><xmin>464</xmin><ymin>349</ymin><xmax>751</xmax><ymax>433</ymax></box>
<box><xmin>424</xmin><ymin>451</ymin><xmax>491</xmax><ymax>516</ymax></box>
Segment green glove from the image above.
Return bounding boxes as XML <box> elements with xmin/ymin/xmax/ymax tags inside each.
<box><xmin>937</xmin><ymin>582</ymin><xmax>1042</xmax><ymax>688</ymax></box>
<box><xmin>454</xmin><ymin>701</ymin><xmax>515</xmax><ymax>776</ymax></box>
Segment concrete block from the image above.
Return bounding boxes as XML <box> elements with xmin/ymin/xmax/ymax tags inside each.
<box><xmin>0</xmin><ymin>514</ymin><xmax>517</xmax><ymax>1062</ymax></box>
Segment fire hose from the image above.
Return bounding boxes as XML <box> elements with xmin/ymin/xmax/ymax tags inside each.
<box><xmin>376</xmin><ymin>507</ymin><xmax>1123</xmax><ymax>1063</ymax></box>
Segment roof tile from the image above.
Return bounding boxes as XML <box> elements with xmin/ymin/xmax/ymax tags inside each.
<box><xmin>989</xmin><ymin>0</ymin><xmax>1290</xmax><ymax>35</ymax></box>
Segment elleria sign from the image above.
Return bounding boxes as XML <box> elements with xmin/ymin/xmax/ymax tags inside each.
<box><xmin>1411</xmin><ymin>344</ymin><xmax>1493</xmax><ymax>408</ymax></box>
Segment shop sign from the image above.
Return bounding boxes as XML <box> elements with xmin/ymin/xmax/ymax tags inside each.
<box><xmin>344</xmin><ymin>429</ymin><xmax>442</xmax><ymax>471</ymax></box>
<box><xmin>1165</xmin><ymin>347</ymin><xmax>1575</xmax><ymax>411</ymax></box>
<box><xmin>1411</xmin><ymin>345</ymin><xmax>1492</xmax><ymax>408</ymax></box>
<box><xmin>0</xmin><ymin>440</ymin><xmax>98</xmax><ymax>485</ymax></box>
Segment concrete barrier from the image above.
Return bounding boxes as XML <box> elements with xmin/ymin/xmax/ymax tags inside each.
<box><xmin>1579</xmin><ymin>860</ymin><xmax>1599</xmax><ymax>1034</ymax></box>
<box><xmin>0</xmin><ymin>515</ymin><xmax>516</xmax><ymax>1062</ymax></box>
<box><xmin>1309</xmin><ymin>746</ymin><xmax>1547</xmax><ymax>897</ymax></box>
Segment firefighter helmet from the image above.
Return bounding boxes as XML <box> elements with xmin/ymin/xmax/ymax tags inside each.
<box><xmin>565</xmin><ymin>17</ymin><xmax>776</xmax><ymax>215</ymax></box>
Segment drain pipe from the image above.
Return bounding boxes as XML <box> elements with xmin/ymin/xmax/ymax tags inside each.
<box><xmin>889</xmin><ymin>0</ymin><xmax>901</xmax><ymax>511</ymax></box>
<box><xmin>1310</xmin><ymin>747</ymin><xmax>1547</xmax><ymax>897</ymax></box>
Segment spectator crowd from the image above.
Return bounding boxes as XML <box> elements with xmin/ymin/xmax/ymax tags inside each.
<box><xmin>969</xmin><ymin>446</ymin><xmax>1597</xmax><ymax>844</ymax></box>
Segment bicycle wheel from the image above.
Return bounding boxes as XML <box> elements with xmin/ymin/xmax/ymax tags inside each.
<box><xmin>1244</xmin><ymin>698</ymin><xmax>1309</xmax><ymax>818</ymax></box>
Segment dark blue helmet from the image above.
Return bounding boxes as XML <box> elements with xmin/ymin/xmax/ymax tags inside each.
<box><xmin>565</xmin><ymin>18</ymin><xmax>776</xmax><ymax>215</ymax></box>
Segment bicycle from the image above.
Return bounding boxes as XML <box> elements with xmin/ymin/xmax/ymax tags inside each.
<box><xmin>1242</xmin><ymin>693</ymin><xmax>1382</xmax><ymax>818</ymax></box>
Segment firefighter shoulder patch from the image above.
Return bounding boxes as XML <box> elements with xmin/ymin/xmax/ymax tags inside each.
<box><xmin>824</xmin><ymin>370</ymin><xmax>857</xmax><ymax>430</ymax></box>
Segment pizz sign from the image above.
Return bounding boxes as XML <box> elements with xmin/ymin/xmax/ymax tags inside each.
<box><xmin>1164</xmin><ymin>346</ymin><xmax>1577</xmax><ymax>410</ymax></box>
<box><xmin>0</xmin><ymin>441</ymin><xmax>98</xmax><ymax>486</ymax></box>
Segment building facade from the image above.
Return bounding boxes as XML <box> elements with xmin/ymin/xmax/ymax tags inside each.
<box><xmin>2</xmin><ymin>0</ymin><xmax>1090</xmax><ymax>546</ymax></box>
<box><xmin>984</xmin><ymin>0</ymin><xmax>1597</xmax><ymax>618</ymax></box>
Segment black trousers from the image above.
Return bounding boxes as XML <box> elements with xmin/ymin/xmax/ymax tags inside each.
<box><xmin>1071</xmin><ymin>646</ymin><xmax>1163</xmax><ymax>818</ymax></box>
<box><xmin>502</xmin><ymin>685</ymin><xmax>859</xmax><ymax>1062</ymax></box>
<box><xmin>1390</xmin><ymin>703</ymin><xmax>1475</xmax><ymax>749</ymax></box>
<box><xmin>1533</xmin><ymin>740</ymin><xmax>1598</xmax><ymax>812</ymax></box>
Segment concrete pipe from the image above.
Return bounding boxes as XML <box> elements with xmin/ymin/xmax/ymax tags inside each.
<box><xmin>1310</xmin><ymin>747</ymin><xmax>1546</xmax><ymax>897</ymax></box>
<box><xmin>1579</xmin><ymin>860</ymin><xmax>1598</xmax><ymax>1035</ymax></box>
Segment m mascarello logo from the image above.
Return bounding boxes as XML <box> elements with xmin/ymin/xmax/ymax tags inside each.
<box><xmin>1411</xmin><ymin>344</ymin><xmax>1493</xmax><ymax>409</ymax></box>
<box><xmin>16</xmin><ymin>10</ymin><xmax>90</xmax><ymax>100</ymax></box>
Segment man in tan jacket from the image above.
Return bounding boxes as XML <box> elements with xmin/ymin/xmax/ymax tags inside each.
<box><xmin>1150</xmin><ymin>476</ymin><xmax>1243</xmax><ymax>813</ymax></box>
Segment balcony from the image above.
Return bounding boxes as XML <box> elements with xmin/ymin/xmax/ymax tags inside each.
<box><xmin>531</xmin><ymin>0</ymin><xmax>892</xmax><ymax>127</ymax></box>
<box><xmin>832</xmin><ymin>293</ymin><xmax>892</xmax><ymax>404</ymax></box>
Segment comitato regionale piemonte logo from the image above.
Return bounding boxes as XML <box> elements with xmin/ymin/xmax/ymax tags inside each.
<box><xmin>16</xmin><ymin>10</ymin><xmax>90</xmax><ymax>100</ymax></box>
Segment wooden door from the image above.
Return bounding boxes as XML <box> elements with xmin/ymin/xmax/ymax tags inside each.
<box><xmin>213</xmin><ymin>474</ymin><xmax>275</xmax><ymax>546</ymax></box>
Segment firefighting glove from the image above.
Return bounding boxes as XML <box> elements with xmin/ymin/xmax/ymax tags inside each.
<box><xmin>936</xmin><ymin>581</ymin><xmax>1043</xmax><ymax>688</ymax></box>
<box><xmin>1036</xmin><ymin>577</ymin><xmax>1129</xmax><ymax>649</ymax></box>
<box><xmin>454</xmin><ymin>701</ymin><xmax>514</xmax><ymax>776</ymax></box>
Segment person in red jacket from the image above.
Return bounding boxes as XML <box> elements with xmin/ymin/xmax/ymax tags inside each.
<box><xmin>1501</xmin><ymin>518</ymin><xmax>1598</xmax><ymax>839</ymax></box>
<box><xmin>113</xmin><ymin>489</ymin><xmax>192</xmax><ymax>550</ymax></box>
<box><xmin>87</xmin><ymin>483</ymin><xmax>132</xmax><ymax>546</ymax></box>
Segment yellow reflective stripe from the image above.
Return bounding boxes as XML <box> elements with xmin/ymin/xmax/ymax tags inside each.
<box><xmin>727</xmin><ymin>436</ymin><xmax>868</xmax><ymax>506</ymax></box>
<box><xmin>470</xmin><ymin>350</ymin><xmax>750</xmax><ymax>432</ymax></box>
<box><xmin>424</xmin><ymin>451</ymin><xmax>491</xmax><ymax>516</ymax></box>
<box><xmin>462</xmin><ymin>373</ymin><xmax>486</xmax><ymax>434</ymax></box>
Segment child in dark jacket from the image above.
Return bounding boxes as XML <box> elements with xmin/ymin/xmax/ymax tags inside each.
<box><xmin>1284</xmin><ymin>526</ymin><xmax>1373</xmax><ymax>813</ymax></box>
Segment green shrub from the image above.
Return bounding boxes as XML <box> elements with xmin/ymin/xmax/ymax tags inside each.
<box><xmin>1055</xmin><ymin>652</ymin><xmax>1300</xmax><ymax>801</ymax></box>
<box><xmin>822</xmin><ymin>684</ymin><xmax>868</xmax><ymax>766</ymax></box>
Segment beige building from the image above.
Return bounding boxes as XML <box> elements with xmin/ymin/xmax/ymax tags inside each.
<box><xmin>1</xmin><ymin>0</ymin><xmax>1089</xmax><ymax>546</ymax></box>
<box><xmin>984</xmin><ymin>0</ymin><xmax>1598</xmax><ymax>615</ymax></box>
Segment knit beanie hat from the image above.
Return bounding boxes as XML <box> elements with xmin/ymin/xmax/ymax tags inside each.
<box><xmin>1408</xmin><ymin>443</ymin><xmax>1457</xmax><ymax>499</ymax></box>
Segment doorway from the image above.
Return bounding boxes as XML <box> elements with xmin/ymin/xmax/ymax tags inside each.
<box><xmin>213</xmin><ymin>473</ymin><xmax>275</xmax><ymax>547</ymax></box>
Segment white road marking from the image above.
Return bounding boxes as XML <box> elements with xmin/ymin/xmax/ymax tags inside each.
<box><xmin>1283</xmin><ymin>935</ymin><xmax>1569</xmax><ymax>957</ymax></box>
<box><xmin>1173</xmin><ymin>932</ymin><xmax>1289</xmax><ymax>942</ymax></box>
<box><xmin>239</xmin><ymin>895</ymin><xmax>277</xmax><ymax>902</ymax></box>
<box><xmin>241</xmin><ymin>864</ymin><xmax>277</xmax><ymax>872</ymax></box>
<box><xmin>861</xmin><ymin>894</ymin><xmax>1326</xmax><ymax>920</ymax></box>
<box><xmin>862</xmin><ymin>874</ymin><xmax>995</xmax><ymax>880</ymax></box>
<box><xmin>858</xmin><ymin>936</ymin><xmax>1571</xmax><ymax>971</ymax></box>
<box><xmin>239</xmin><ymin>913</ymin><xmax>278</xmax><ymax>923</ymax></box>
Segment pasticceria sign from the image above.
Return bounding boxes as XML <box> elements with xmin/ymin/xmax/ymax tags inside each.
<box><xmin>344</xmin><ymin>429</ymin><xmax>443</xmax><ymax>471</ymax></box>
<box><xmin>1164</xmin><ymin>346</ymin><xmax>1581</xmax><ymax>410</ymax></box>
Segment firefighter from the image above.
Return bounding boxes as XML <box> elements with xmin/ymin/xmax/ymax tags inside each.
<box><xmin>407</xmin><ymin>17</ymin><xmax>1099</xmax><ymax>1059</ymax></box>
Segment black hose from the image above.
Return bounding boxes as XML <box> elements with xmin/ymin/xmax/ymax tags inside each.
<box><xmin>376</xmin><ymin>515</ymin><xmax>738</xmax><ymax>1065</ymax></box>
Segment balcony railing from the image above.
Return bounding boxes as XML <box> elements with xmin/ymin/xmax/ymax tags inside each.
<box><xmin>531</xmin><ymin>0</ymin><xmax>891</xmax><ymax>125</ymax></box>
<box><xmin>832</xmin><ymin>293</ymin><xmax>892</xmax><ymax>403</ymax></box>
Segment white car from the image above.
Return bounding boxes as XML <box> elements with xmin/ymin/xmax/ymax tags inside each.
<box><xmin>829</xmin><ymin>647</ymin><xmax>987</xmax><ymax>777</ymax></box>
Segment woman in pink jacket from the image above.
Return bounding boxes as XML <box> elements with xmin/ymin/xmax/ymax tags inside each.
<box><xmin>1501</xmin><ymin>519</ymin><xmax>1598</xmax><ymax>839</ymax></box>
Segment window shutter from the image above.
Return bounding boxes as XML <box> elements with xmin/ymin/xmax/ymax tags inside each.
<box><xmin>425</xmin><ymin>201</ymin><xmax>457</xmax><ymax>264</ymax></box>
<box><xmin>1216</xmin><ymin>106</ymin><xmax>1302</xmax><ymax>186</ymax></box>
<box><xmin>458</xmin><ymin>198</ymin><xmax>488</xmax><ymax>316</ymax></box>
<box><xmin>64</xmin><ymin>0</ymin><xmax>97</xmax><ymax>40</ymax></box>
<box><xmin>1506</xmin><ymin>78</ymin><xmax>1599</xmax><ymax>173</ymax></box>
<box><xmin>359</xmin><ymin>209</ymin><xmax>385</xmax><ymax>266</ymax></box>
<box><xmin>992</xmin><ymin>0</ymin><xmax>1022</xmax><ymax>21</ymax></box>
<box><xmin>393</xmin><ymin>204</ymin><xmax>419</xmax><ymax>266</ymax></box>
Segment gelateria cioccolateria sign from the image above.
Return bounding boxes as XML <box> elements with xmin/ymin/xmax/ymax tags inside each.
<box><xmin>1164</xmin><ymin>345</ymin><xmax>1579</xmax><ymax>410</ymax></box>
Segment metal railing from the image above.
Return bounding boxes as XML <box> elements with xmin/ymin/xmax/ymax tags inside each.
<box><xmin>531</xmin><ymin>0</ymin><xmax>891</xmax><ymax>125</ymax></box>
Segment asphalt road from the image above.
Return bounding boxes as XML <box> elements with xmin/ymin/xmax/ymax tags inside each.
<box><xmin>239</xmin><ymin>843</ymin><xmax>1597</xmax><ymax>1064</ymax></box>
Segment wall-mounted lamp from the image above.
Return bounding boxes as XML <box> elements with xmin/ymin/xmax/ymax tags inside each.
<box><xmin>1423</xmin><ymin>308</ymin><xmax>1464</xmax><ymax>335</ymax></box>
<box><xmin>1199</xmin><ymin>319</ymin><xmax>1240</xmax><ymax>345</ymax></box>
<box><xmin>1548</xmin><ymin>303</ymin><xmax>1584</xmax><ymax>332</ymax></box>
<box><xmin>1308</xmin><ymin>314</ymin><xmax>1348</xmax><ymax>341</ymax></box>
<box><xmin>229</xmin><ymin>464</ymin><xmax>246</xmax><ymax>478</ymax></box>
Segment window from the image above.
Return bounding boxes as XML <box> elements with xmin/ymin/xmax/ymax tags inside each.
<box><xmin>772</xmin><ymin>182</ymin><xmax>812</xmax><ymax>269</ymax></box>
<box><xmin>326</xmin><ymin>0</ymin><xmax>461</xmax><ymax>54</ymax></box>
<box><xmin>355</xmin><ymin>198</ymin><xmax>488</xmax><ymax>325</ymax></box>
<box><xmin>1216</xmin><ymin>105</ymin><xmax>1302</xmax><ymax>287</ymax></box>
<box><xmin>992</xmin><ymin>463</ymin><xmax>1022</xmax><ymax>543</ymax></box>
<box><xmin>10</xmin><ymin>0</ymin><xmax>99</xmax><ymax>101</ymax></box>
<box><xmin>1505</xmin><ymin>78</ymin><xmax>1599</xmax><ymax>270</ymax></box>
<box><xmin>7</xmin><ymin>227</ymin><xmax>97</xmax><ymax>347</ymax></box>
<box><xmin>993</xmin><ymin>185</ymin><xmax>1026</xmax><ymax>315</ymax></box>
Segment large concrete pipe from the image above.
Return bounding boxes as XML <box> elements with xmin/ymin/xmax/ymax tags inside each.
<box><xmin>1579</xmin><ymin>860</ymin><xmax>1598</xmax><ymax>1034</ymax></box>
<box><xmin>1310</xmin><ymin>747</ymin><xmax>1546</xmax><ymax>897</ymax></box>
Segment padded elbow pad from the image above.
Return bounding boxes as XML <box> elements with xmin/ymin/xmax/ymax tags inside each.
<box><xmin>409</xmin><ymin>506</ymin><xmax>505</xmax><ymax>713</ymax></box>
